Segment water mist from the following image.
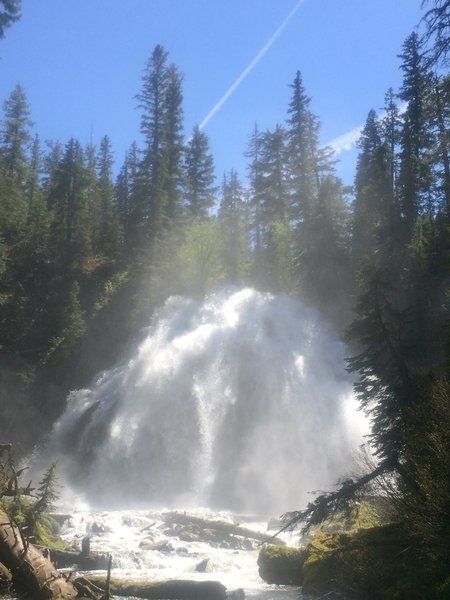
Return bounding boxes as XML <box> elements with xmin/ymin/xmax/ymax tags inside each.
<box><xmin>43</xmin><ymin>288</ymin><xmax>366</xmax><ymax>515</ymax></box>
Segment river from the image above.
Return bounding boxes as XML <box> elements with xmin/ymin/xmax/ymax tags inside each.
<box><xmin>55</xmin><ymin>506</ymin><xmax>304</xmax><ymax>599</ymax></box>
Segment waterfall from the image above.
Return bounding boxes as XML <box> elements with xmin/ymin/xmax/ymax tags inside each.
<box><xmin>44</xmin><ymin>288</ymin><xmax>366</xmax><ymax>515</ymax></box>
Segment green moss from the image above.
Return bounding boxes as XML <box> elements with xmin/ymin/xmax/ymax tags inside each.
<box><xmin>302</xmin><ymin>524</ymin><xmax>436</xmax><ymax>600</ymax></box>
<box><xmin>257</xmin><ymin>544</ymin><xmax>307</xmax><ymax>585</ymax></box>
<box><xmin>33</xmin><ymin>515</ymin><xmax>69</xmax><ymax>549</ymax></box>
<box><xmin>321</xmin><ymin>497</ymin><xmax>395</xmax><ymax>534</ymax></box>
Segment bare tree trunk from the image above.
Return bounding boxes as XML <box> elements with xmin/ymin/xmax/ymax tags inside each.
<box><xmin>0</xmin><ymin>512</ymin><xmax>81</xmax><ymax>599</ymax></box>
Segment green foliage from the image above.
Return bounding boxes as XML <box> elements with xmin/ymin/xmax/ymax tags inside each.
<box><xmin>0</xmin><ymin>0</ymin><xmax>20</xmax><ymax>39</ymax></box>
<box><xmin>0</xmin><ymin>448</ymin><xmax>63</xmax><ymax>549</ymax></box>
<box><xmin>301</xmin><ymin>524</ymin><xmax>431</xmax><ymax>599</ymax></box>
<box><xmin>422</xmin><ymin>0</ymin><xmax>450</xmax><ymax>66</ymax></box>
<box><xmin>218</xmin><ymin>170</ymin><xmax>250</xmax><ymax>285</ymax></box>
<box><xmin>92</xmin><ymin>270</ymin><xmax>128</xmax><ymax>314</ymax></box>
<box><xmin>266</xmin><ymin>220</ymin><xmax>295</xmax><ymax>292</ymax></box>
<box><xmin>42</xmin><ymin>281</ymin><xmax>86</xmax><ymax>364</ymax></box>
<box><xmin>184</xmin><ymin>125</ymin><xmax>217</xmax><ymax>219</ymax></box>
<box><xmin>176</xmin><ymin>218</ymin><xmax>224</xmax><ymax>294</ymax></box>
<box><xmin>31</xmin><ymin>462</ymin><xmax>59</xmax><ymax>519</ymax></box>
<box><xmin>398</xmin><ymin>378</ymin><xmax>450</xmax><ymax>571</ymax></box>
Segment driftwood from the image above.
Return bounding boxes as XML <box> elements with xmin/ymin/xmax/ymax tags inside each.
<box><xmin>0</xmin><ymin>511</ymin><xmax>91</xmax><ymax>599</ymax></box>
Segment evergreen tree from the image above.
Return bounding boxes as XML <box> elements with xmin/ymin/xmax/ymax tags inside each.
<box><xmin>286</xmin><ymin>70</ymin><xmax>319</xmax><ymax>227</ymax></box>
<box><xmin>95</xmin><ymin>134</ymin><xmax>120</xmax><ymax>257</ymax></box>
<box><xmin>432</xmin><ymin>74</ymin><xmax>450</xmax><ymax>218</ymax></box>
<box><xmin>218</xmin><ymin>170</ymin><xmax>249</xmax><ymax>284</ymax></box>
<box><xmin>164</xmin><ymin>64</ymin><xmax>184</xmax><ymax>222</ymax></box>
<box><xmin>381</xmin><ymin>88</ymin><xmax>402</xmax><ymax>209</ymax></box>
<box><xmin>1</xmin><ymin>84</ymin><xmax>33</xmax><ymax>184</ymax></box>
<box><xmin>48</xmin><ymin>138</ymin><xmax>89</xmax><ymax>270</ymax></box>
<box><xmin>27</xmin><ymin>134</ymin><xmax>42</xmax><ymax>204</ymax></box>
<box><xmin>398</xmin><ymin>32</ymin><xmax>435</xmax><ymax>225</ymax></box>
<box><xmin>135</xmin><ymin>45</ymin><xmax>184</xmax><ymax>254</ymax></box>
<box><xmin>353</xmin><ymin>109</ymin><xmax>397</xmax><ymax>267</ymax></box>
<box><xmin>305</xmin><ymin>174</ymin><xmax>352</xmax><ymax>318</ymax></box>
<box><xmin>42</xmin><ymin>140</ymin><xmax>63</xmax><ymax>194</ymax></box>
<box><xmin>115</xmin><ymin>141</ymin><xmax>139</xmax><ymax>247</ymax></box>
<box><xmin>0</xmin><ymin>0</ymin><xmax>20</xmax><ymax>39</ymax></box>
<box><xmin>184</xmin><ymin>125</ymin><xmax>216</xmax><ymax>219</ymax></box>
<box><xmin>421</xmin><ymin>0</ymin><xmax>450</xmax><ymax>65</ymax></box>
<box><xmin>25</xmin><ymin>134</ymin><xmax>51</xmax><ymax>262</ymax></box>
<box><xmin>257</xmin><ymin>125</ymin><xmax>290</xmax><ymax>228</ymax></box>
<box><xmin>245</xmin><ymin>124</ymin><xmax>265</xmax><ymax>259</ymax></box>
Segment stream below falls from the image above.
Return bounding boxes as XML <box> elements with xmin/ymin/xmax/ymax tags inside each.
<box><xmin>55</xmin><ymin>506</ymin><xmax>304</xmax><ymax>599</ymax></box>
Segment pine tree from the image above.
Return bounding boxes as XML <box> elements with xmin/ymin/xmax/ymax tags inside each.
<box><xmin>432</xmin><ymin>74</ymin><xmax>450</xmax><ymax>218</ymax></box>
<box><xmin>135</xmin><ymin>45</ymin><xmax>184</xmax><ymax>254</ymax></box>
<box><xmin>164</xmin><ymin>64</ymin><xmax>184</xmax><ymax>222</ymax></box>
<box><xmin>398</xmin><ymin>32</ymin><xmax>435</xmax><ymax>225</ymax></box>
<box><xmin>305</xmin><ymin>174</ymin><xmax>352</xmax><ymax>317</ymax></box>
<box><xmin>0</xmin><ymin>0</ymin><xmax>20</xmax><ymax>39</ymax></box>
<box><xmin>48</xmin><ymin>138</ymin><xmax>90</xmax><ymax>270</ymax></box>
<box><xmin>246</xmin><ymin>124</ymin><xmax>265</xmax><ymax>259</ymax></box>
<box><xmin>353</xmin><ymin>110</ymin><xmax>397</xmax><ymax>267</ymax></box>
<box><xmin>96</xmin><ymin>134</ymin><xmax>120</xmax><ymax>257</ymax></box>
<box><xmin>258</xmin><ymin>125</ymin><xmax>290</xmax><ymax>227</ymax></box>
<box><xmin>1</xmin><ymin>84</ymin><xmax>33</xmax><ymax>184</ymax></box>
<box><xmin>27</xmin><ymin>134</ymin><xmax>42</xmax><ymax>204</ymax></box>
<box><xmin>115</xmin><ymin>141</ymin><xmax>139</xmax><ymax>247</ymax></box>
<box><xmin>184</xmin><ymin>125</ymin><xmax>216</xmax><ymax>220</ymax></box>
<box><xmin>286</xmin><ymin>71</ymin><xmax>319</xmax><ymax>227</ymax></box>
<box><xmin>218</xmin><ymin>170</ymin><xmax>249</xmax><ymax>284</ymax></box>
<box><xmin>381</xmin><ymin>88</ymin><xmax>402</xmax><ymax>210</ymax></box>
<box><xmin>422</xmin><ymin>0</ymin><xmax>450</xmax><ymax>65</ymax></box>
<box><xmin>25</xmin><ymin>134</ymin><xmax>51</xmax><ymax>260</ymax></box>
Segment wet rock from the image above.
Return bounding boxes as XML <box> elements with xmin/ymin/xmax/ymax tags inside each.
<box><xmin>228</xmin><ymin>588</ymin><xmax>245</xmax><ymax>600</ymax></box>
<box><xmin>51</xmin><ymin>548</ymin><xmax>110</xmax><ymax>570</ymax></box>
<box><xmin>195</xmin><ymin>557</ymin><xmax>210</xmax><ymax>572</ymax></box>
<box><xmin>257</xmin><ymin>544</ymin><xmax>306</xmax><ymax>585</ymax></box>
<box><xmin>90</xmin><ymin>521</ymin><xmax>112</xmax><ymax>534</ymax></box>
<box><xmin>139</xmin><ymin>539</ymin><xmax>174</xmax><ymax>553</ymax></box>
<box><xmin>49</xmin><ymin>513</ymin><xmax>73</xmax><ymax>526</ymax></box>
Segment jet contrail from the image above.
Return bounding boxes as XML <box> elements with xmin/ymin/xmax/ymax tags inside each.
<box><xmin>326</xmin><ymin>102</ymin><xmax>408</xmax><ymax>155</ymax></box>
<box><xmin>199</xmin><ymin>0</ymin><xmax>305</xmax><ymax>130</ymax></box>
<box><xmin>327</xmin><ymin>124</ymin><xmax>364</xmax><ymax>155</ymax></box>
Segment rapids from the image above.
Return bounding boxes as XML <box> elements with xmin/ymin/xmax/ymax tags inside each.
<box><xmin>56</xmin><ymin>507</ymin><xmax>303</xmax><ymax>598</ymax></box>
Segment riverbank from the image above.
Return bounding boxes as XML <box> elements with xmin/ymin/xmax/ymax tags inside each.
<box><xmin>258</xmin><ymin>522</ymin><xmax>450</xmax><ymax>599</ymax></box>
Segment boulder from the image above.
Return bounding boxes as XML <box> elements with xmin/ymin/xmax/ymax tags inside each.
<box><xmin>257</xmin><ymin>544</ymin><xmax>306</xmax><ymax>585</ymax></box>
<box><xmin>50</xmin><ymin>547</ymin><xmax>110</xmax><ymax>570</ymax></box>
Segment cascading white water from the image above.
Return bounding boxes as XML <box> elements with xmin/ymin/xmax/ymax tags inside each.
<box><xmin>44</xmin><ymin>287</ymin><xmax>366</xmax><ymax>515</ymax></box>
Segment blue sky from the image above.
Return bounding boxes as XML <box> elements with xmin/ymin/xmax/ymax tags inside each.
<box><xmin>0</xmin><ymin>0</ymin><xmax>424</xmax><ymax>185</ymax></box>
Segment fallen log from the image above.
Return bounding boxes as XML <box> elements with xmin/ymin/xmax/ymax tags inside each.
<box><xmin>0</xmin><ymin>511</ymin><xmax>91</xmax><ymax>599</ymax></box>
<box><xmin>86</xmin><ymin>575</ymin><xmax>227</xmax><ymax>600</ymax></box>
<box><xmin>163</xmin><ymin>511</ymin><xmax>285</xmax><ymax>545</ymax></box>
